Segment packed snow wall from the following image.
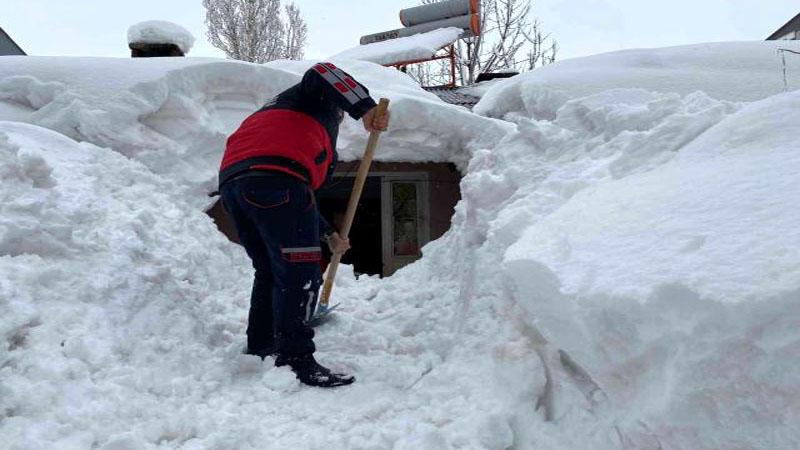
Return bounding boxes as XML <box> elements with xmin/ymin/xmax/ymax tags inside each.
<box><xmin>1</xmin><ymin>41</ymin><xmax>800</xmax><ymax>449</ymax></box>
<box><xmin>455</xmin><ymin>41</ymin><xmax>800</xmax><ymax>449</ymax></box>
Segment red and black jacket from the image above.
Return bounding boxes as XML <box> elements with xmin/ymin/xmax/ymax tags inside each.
<box><xmin>219</xmin><ymin>62</ymin><xmax>377</xmax><ymax>190</ymax></box>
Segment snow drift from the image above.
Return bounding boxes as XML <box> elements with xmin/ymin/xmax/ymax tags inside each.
<box><xmin>467</xmin><ymin>89</ymin><xmax>800</xmax><ymax>448</ymax></box>
<box><xmin>2</xmin><ymin>41</ymin><xmax>800</xmax><ymax>449</ymax></box>
<box><xmin>476</xmin><ymin>41</ymin><xmax>800</xmax><ymax>120</ymax></box>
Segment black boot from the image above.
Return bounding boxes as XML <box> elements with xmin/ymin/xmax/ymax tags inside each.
<box><xmin>275</xmin><ymin>354</ymin><xmax>355</xmax><ymax>388</ymax></box>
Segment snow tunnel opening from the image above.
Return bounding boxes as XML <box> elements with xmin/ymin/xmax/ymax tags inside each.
<box><xmin>206</xmin><ymin>162</ymin><xmax>462</xmax><ymax>277</ymax></box>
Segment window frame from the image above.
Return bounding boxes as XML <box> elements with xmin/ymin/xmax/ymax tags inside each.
<box><xmin>380</xmin><ymin>172</ymin><xmax>430</xmax><ymax>275</ymax></box>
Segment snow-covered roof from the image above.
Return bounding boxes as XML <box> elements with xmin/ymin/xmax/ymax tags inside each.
<box><xmin>0</xmin><ymin>55</ymin><xmax>508</xmax><ymax>202</ymax></box>
<box><xmin>423</xmin><ymin>86</ymin><xmax>480</xmax><ymax>109</ymax></box>
<box><xmin>476</xmin><ymin>41</ymin><xmax>800</xmax><ymax>120</ymax></box>
<box><xmin>127</xmin><ymin>20</ymin><xmax>196</xmax><ymax>54</ymax></box>
<box><xmin>332</xmin><ymin>27</ymin><xmax>462</xmax><ymax>66</ymax></box>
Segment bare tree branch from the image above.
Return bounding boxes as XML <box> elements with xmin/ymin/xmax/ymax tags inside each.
<box><xmin>204</xmin><ymin>0</ymin><xmax>308</xmax><ymax>63</ymax></box>
<box><xmin>410</xmin><ymin>0</ymin><xmax>557</xmax><ymax>86</ymax></box>
<box><xmin>283</xmin><ymin>2</ymin><xmax>308</xmax><ymax>59</ymax></box>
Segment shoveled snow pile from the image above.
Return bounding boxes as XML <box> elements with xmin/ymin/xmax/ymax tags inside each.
<box><xmin>333</xmin><ymin>27</ymin><xmax>462</xmax><ymax>66</ymax></box>
<box><xmin>127</xmin><ymin>20</ymin><xmax>196</xmax><ymax>54</ymax></box>
<box><xmin>1</xmin><ymin>41</ymin><xmax>800</xmax><ymax>449</ymax></box>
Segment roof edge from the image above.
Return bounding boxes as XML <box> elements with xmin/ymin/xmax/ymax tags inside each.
<box><xmin>0</xmin><ymin>25</ymin><xmax>27</xmax><ymax>55</ymax></box>
<box><xmin>767</xmin><ymin>12</ymin><xmax>800</xmax><ymax>40</ymax></box>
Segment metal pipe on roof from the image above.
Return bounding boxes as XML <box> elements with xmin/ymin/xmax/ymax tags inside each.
<box><xmin>360</xmin><ymin>14</ymin><xmax>480</xmax><ymax>45</ymax></box>
<box><xmin>399</xmin><ymin>0</ymin><xmax>479</xmax><ymax>27</ymax></box>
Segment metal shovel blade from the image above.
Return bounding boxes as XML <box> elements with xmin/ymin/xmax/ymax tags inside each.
<box><xmin>309</xmin><ymin>303</ymin><xmax>340</xmax><ymax>327</ymax></box>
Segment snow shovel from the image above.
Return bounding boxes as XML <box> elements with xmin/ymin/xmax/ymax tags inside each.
<box><xmin>312</xmin><ymin>98</ymin><xmax>391</xmax><ymax>324</ymax></box>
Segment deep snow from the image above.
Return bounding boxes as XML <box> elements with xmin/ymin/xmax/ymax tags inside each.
<box><xmin>128</xmin><ymin>21</ymin><xmax>196</xmax><ymax>54</ymax></box>
<box><xmin>0</xmin><ymin>55</ymin><xmax>508</xmax><ymax>210</ymax></box>
<box><xmin>1</xmin><ymin>41</ymin><xmax>800</xmax><ymax>449</ymax></box>
<box><xmin>476</xmin><ymin>41</ymin><xmax>800</xmax><ymax>120</ymax></box>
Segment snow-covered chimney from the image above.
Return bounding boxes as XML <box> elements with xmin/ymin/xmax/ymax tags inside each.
<box><xmin>127</xmin><ymin>20</ymin><xmax>195</xmax><ymax>58</ymax></box>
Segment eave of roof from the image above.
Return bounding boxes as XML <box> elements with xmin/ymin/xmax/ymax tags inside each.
<box><xmin>423</xmin><ymin>86</ymin><xmax>480</xmax><ymax>110</ymax></box>
<box><xmin>767</xmin><ymin>12</ymin><xmax>800</xmax><ymax>40</ymax></box>
<box><xmin>0</xmin><ymin>26</ymin><xmax>26</xmax><ymax>55</ymax></box>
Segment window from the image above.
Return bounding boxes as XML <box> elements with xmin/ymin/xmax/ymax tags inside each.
<box><xmin>392</xmin><ymin>182</ymin><xmax>420</xmax><ymax>256</ymax></box>
<box><xmin>380</xmin><ymin>173</ymin><xmax>430</xmax><ymax>275</ymax></box>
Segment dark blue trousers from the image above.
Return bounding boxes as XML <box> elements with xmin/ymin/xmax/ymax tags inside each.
<box><xmin>220</xmin><ymin>172</ymin><xmax>322</xmax><ymax>358</ymax></box>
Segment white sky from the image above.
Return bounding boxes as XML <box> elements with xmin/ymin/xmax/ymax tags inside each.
<box><xmin>1</xmin><ymin>1</ymin><xmax>797</xmax><ymax>61</ymax></box>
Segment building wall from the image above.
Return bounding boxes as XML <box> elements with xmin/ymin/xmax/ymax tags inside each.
<box><xmin>335</xmin><ymin>161</ymin><xmax>462</xmax><ymax>242</ymax></box>
<box><xmin>331</xmin><ymin>161</ymin><xmax>462</xmax><ymax>275</ymax></box>
<box><xmin>206</xmin><ymin>161</ymin><xmax>463</xmax><ymax>276</ymax></box>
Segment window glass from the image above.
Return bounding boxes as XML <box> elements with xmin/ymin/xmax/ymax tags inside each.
<box><xmin>392</xmin><ymin>182</ymin><xmax>419</xmax><ymax>256</ymax></box>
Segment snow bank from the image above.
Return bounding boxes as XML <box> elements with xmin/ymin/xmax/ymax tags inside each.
<box><xmin>2</xmin><ymin>41</ymin><xmax>800</xmax><ymax>449</ymax></box>
<box><xmin>476</xmin><ymin>41</ymin><xmax>800</xmax><ymax>120</ymax></box>
<box><xmin>0</xmin><ymin>121</ymin><xmax>529</xmax><ymax>449</ymax></box>
<box><xmin>0</xmin><ymin>55</ymin><xmax>514</xmax><ymax>448</ymax></box>
<box><xmin>332</xmin><ymin>27</ymin><xmax>462</xmax><ymax>66</ymax></box>
<box><xmin>446</xmin><ymin>43</ymin><xmax>800</xmax><ymax>448</ymax></box>
<box><xmin>477</xmin><ymin>90</ymin><xmax>800</xmax><ymax>448</ymax></box>
<box><xmin>506</xmin><ymin>92</ymin><xmax>800</xmax><ymax>302</ymax></box>
<box><xmin>0</xmin><ymin>56</ymin><xmax>508</xmax><ymax>207</ymax></box>
<box><xmin>0</xmin><ymin>121</ymin><xmax>249</xmax><ymax>448</ymax></box>
<box><xmin>127</xmin><ymin>20</ymin><xmax>196</xmax><ymax>54</ymax></box>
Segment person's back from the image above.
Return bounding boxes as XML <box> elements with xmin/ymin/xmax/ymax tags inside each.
<box><xmin>220</xmin><ymin>62</ymin><xmax>378</xmax><ymax>190</ymax></box>
<box><xmin>218</xmin><ymin>63</ymin><xmax>389</xmax><ymax>387</ymax></box>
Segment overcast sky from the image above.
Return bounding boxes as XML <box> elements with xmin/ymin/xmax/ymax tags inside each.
<box><xmin>1</xmin><ymin>1</ymin><xmax>797</xmax><ymax>61</ymax></box>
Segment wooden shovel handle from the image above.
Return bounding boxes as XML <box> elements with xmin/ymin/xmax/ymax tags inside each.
<box><xmin>320</xmin><ymin>98</ymin><xmax>391</xmax><ymax>306</ymax></box>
